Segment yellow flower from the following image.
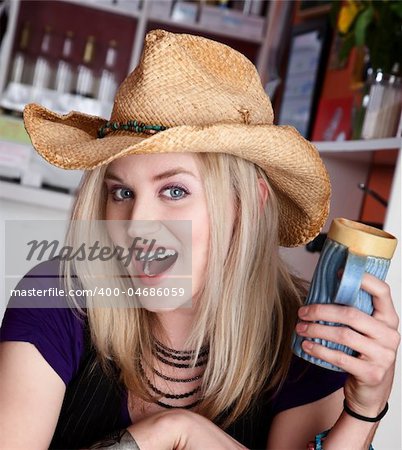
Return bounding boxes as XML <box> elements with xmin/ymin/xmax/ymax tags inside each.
<box><xmin>338</xmin><ymin>0</ymin><xmax>360</xmax><ymax>34</ymax></box>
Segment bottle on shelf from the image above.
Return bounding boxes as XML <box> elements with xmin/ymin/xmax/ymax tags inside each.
<box><xmin>10</xmin><ymin>21</ymin><xmax>31</xmax><ymax>84</ymax></box>
<box><xmin>75</xmin><ymin>35</ymin><xmax>96</xmax><ymax>98</ymax></box>
<box><xmin>31</xmin><ymin>25</ymin><xmax>53</xmax><ymax>90</ymax></box>
<box><xmin>96</xmin><ymin>39</ymin><xmax>118</xmax><ymax>103</ymax></box>
<box><xmin>0</xmin><ymin>21</ymin><xmax>32</xmax><ymax>112</ymax></box>
<box><xmin>361</xmin><ymin>64</ymin><xmax>402</xmax><ymax>139</ymax></box>
<box><xmin>54</xmin><ymin>31</ymin><xmax>74</xmax><ymax>93</ymax></box>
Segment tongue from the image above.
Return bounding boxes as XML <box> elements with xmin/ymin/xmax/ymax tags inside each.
<box><xmin>144</xmin><ymin>253</ymin><xmax>178</xmax><ymax>276</ymax></box>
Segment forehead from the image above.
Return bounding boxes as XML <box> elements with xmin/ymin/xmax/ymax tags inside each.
<box><xmin>106</xmin><ymin>152</ymin><xmax>199</xmax><ymax>176</ymax></box>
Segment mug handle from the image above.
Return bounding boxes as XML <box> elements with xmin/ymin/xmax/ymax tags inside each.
<box><xmin>334</xmin><ymin>252</ymin><xmax>367</xmax><ymax>307</ymax></box>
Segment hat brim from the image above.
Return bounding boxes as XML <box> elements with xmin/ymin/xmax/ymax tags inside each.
<box><xmin>23</xmin><ymin>103</ymin><xmax>330</xmax><ymax>247</ymax></box>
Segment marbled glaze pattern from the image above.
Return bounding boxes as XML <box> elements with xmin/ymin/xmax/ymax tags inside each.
<box><xmin>292</xmin><ymin>238</ymin><xmax>391</xmax><ymax>371</ymax></box>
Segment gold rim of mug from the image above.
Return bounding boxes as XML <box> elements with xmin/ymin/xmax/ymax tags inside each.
<box><xmin>328</xmin><ymin>218</ymin><xmax>397</xmax><ymax>259</ymax></box>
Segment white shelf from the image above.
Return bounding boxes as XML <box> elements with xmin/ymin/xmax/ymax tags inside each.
<box><xmin>148</xmin><ymin>16</ymin><xmax>264</xmax><ymax>44</ymax></box>
<box><xmin>314</xmin><ymin>136</ymin><xmax>402</xmax><ymax>153</ymax></box>
<box><xmin>61</xmin><ymin>0</ymin><xmax>141</xmax><ymax>19</ymax></box>
<box><xmin>0</xmin><ymin>180</ymin><xmax>74</xmax><ymax>211</ymax></box>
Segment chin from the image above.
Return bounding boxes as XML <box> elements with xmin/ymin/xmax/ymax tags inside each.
<box><xmin>139</xmin><ymin>296</ymin><xmax>193</xmax><ymax>312</ymax></box>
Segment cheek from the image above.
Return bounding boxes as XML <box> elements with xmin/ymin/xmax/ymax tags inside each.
<box><xmin>105</xmin><ymin>199</ymin><xmax>128</xmax><ymax>220</ymax></box>
<box><xmin>192</xmin><ymin>212</ymin><xmax>210</xmax><ymax>268</ymax></box>
<box><xmin>105</xmin><ymin>221</ymin><xmax>126</xmax><ymax>250</ymax></box>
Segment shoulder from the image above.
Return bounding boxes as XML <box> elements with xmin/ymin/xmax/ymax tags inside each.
<box><xmin>1</xmin><ymin>258</ymin><xmax>87</xmax><ymax>385</ymax></box>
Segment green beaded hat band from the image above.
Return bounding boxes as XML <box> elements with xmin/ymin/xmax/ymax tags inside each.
<box><xmin>23</xmin><ymin>29</ymin><xmax>331</xmax><ymax>248</ymax></box>
<box><xmin>97</xmin><ymin>120</ymin><xmax>167</xmax><ymax>138</ymax></box>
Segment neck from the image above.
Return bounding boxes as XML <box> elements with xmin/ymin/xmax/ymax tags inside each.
<box><xmin>153</xmin><ymin>306</ymin><xmax>196</xmax><ymax>350</ymax></box>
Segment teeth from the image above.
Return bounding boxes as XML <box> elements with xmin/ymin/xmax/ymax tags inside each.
<box><xmin>144</xmin><ymin>262</ymin><xmax>156</xmax><ymax>277</ymax></box>
<box><xmin>154</xmin><ymin>249</ymin><xmax>176</xmax><ymax>261</ymax></box>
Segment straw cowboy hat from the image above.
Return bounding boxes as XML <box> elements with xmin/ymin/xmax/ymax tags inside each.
<box><xmin>23</xmin><ymin>29</ymin><xmax>330</xmax><ymax>247</ymax></box>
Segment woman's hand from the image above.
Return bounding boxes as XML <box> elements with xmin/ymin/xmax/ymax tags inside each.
<box><xmin>170</xmin><ymin>409</ymin><xmax>247</xmax><ymax>450</ymax></box>
<box><xmin>127</xmin><ymin>409</ymin><xmax>247</xmax><ymax>450</ymax></box>
<box><xmin>295</xmin><ymin>273</ymin><xmax>400</xmax><ymax>418</ymax></box>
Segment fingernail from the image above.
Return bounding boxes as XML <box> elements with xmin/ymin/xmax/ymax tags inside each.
<box><xmin>296</xmin><ymin>322</ymin><xmax>308</xmax><ymax>332</ymax></box>
<box><xmin>303</xmin><ymin>340</ymin><xmax>314</xmax><ymax>351</ymax></box>
<box><xmin>299</xmin><ymin>306</ymin><xmax>309</xmax><ymax>317</ymax></box>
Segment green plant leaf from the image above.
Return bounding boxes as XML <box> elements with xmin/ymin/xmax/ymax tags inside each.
<box><xmin>339</xmin><ymin>32</ymin><xmax>356</xmax><ymax>62</ymax></box>
<box><xmin>354</xmin><ymin>6</ymin><xmax>374</xmax><ymax>46</ymax></box>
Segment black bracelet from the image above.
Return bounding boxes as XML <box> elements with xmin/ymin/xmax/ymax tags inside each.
<box><xmin>343</xmin><ymin>400</ymin><xmax>389</xmax><ymax>423</ymax></box>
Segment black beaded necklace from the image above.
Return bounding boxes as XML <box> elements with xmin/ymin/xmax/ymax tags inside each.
<box><xmin>154</xmin><ymin>351</ymin><xmax>208</xmax><ymax>368</ymax></box>
<box><xmin>152</xmin><ymin>366</ymin><xmax>204</xmax><ymax>383</ymax></box>
<box><xmin>154</xmin><ymin>342</ymin><xmax>209</xmax><ymax>361</ymax></box>
<box><xmin>137</xmin><ymin>337</ymin><xmax>209</xmax><ymax>409</ymax></box>
<box><xmin>152</xmin><ymin>337</ymin><xmax>209</xmax><ymax>369</ymax></box>
<box><xmin>153</xmin><ymin>337</ymin><xmax>209</xmax><ymax>355</ymax></box>
<box><xmin>139</xmin><ymin>363</ymin><xmax>201</xmax><ymax>399</ymax></box>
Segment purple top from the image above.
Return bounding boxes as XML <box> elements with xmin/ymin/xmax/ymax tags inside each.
<box><xmin>1</xmin><ymin>259</ymin><xmax>347</xmax><ymax>444</ymax></box>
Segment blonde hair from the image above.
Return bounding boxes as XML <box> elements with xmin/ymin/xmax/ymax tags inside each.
<box><xmin>62</xmin><ymin>152</ymin><xmax>305</xmax><ymax>429</ymax></box>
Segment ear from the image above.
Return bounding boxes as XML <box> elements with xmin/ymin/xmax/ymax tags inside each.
<box><xmin>258</xmin><ymin>177</ymin><xmax>269</xmax><ymax>211</ymax></box>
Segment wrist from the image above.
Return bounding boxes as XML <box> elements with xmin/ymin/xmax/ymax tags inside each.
<box><xmin>344</xmin><ymin>399</ymin><xmax>389</xmax><ymax>419</ymax></box>
<box><xmin>343</xmin><ymin>400</ymin><xmax>389</xmax><ymax>423</ymax></box>
<box><xmin>127</xmin><ymin>410</ymin><xmax>187</xmax><ymax>449</ymax></box>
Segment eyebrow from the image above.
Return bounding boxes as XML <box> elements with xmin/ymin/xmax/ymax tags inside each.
<box><xmin>153</xmin><ymin>167</ymin><xmax>197</xmax><ymax>181</ymax></box>
<box><xmin>104</xmin><ymin>167</ymin><xmax>197</xmax><ymax>183</ymax></box>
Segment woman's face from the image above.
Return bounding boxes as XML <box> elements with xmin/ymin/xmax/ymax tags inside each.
<box><xmin>103</xmin><ymin>152</ymin><xmax>215</xmax><ymax>311</ymax></box>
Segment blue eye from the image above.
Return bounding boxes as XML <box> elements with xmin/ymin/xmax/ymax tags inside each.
<box><xmin>111</xmin><ymin>187</ymin><xmax>133</xmax><ymax>201</ymax></box>
<box><xmin>161</xmin><ymin>185</ymin><xmax>189</xmax><ymax>200</ymax></box>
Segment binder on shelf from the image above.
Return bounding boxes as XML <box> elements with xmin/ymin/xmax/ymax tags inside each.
<box><xmin>171</xmin><ymin>2</ymin><xmax>198</xmax><ymax>24</ymax></box>
<box><xmin>199</xmin><ymin>5</ymin><xmax>264</xmax><ymax>41</ymax></box>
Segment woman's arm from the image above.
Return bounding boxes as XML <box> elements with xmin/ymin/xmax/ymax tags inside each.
<box><xmin>129</xmin><ymin>409</ymin><xmax>247</xmax><ymax>450</ymax></box>
<box><xmin>270</xmin><ymin>273</ymin><xmax>399</xmax><ymax>450</ymax></box>
<box><xmin>85</xmin><ymin>409</ymin><xmax>247</xmax><ymax>450</ymax></box>
<box><xmin>267</xmin><ymin>388</ymin><xmax>344</xmax><ymax>449</ymax></box>
<box><xmin>0</xmin><ymin>341</ymin><xmax>66</xmax><ymax>449</ymax></box>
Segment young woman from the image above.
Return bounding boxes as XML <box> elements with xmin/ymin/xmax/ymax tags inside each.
<box><xmin>0</xmin><ymin>30</ymin><xmax>399</xmax><ymax>450</ymax></box>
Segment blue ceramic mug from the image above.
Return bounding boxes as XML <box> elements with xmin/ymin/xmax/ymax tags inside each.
<box><xmin>292</xmin><ymin>218</ymin><xmax>397</xmax><ymax>371</ymax></box>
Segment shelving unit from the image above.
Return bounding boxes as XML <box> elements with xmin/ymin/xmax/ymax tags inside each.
<box><xmin>0</xmin><ymin>0</ymin><xmax>271</xmax><ymax>101</ymax></box>
<box><xmin>0</xmin><ymin>0</ymin><xmax>274</xmax><ymax>196</ymax></box>
<box><xmin>315</xmin><ymin>136</ymin><xmax>402</xmax><ymax>153</ymax></box>
<box><xmin>0</xmin><ymin>179</ymin><xmax>74</xmax><ymax>211</ymax></box>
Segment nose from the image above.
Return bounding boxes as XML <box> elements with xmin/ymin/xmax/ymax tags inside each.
<box><xmin>127</xmin><ymin>219</ymin><xmax>163</xmax><ymax>241</ymax></box>
<box><xmin>126</xmin><ymin>195</ymin><xmax>163</xmax><ymax>240</ymax></box>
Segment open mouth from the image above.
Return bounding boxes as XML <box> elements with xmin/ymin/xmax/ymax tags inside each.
<box><xmin>133</xmin><ymin>248</ymin><xmax>179</xmax><ymax>278</ymax></box>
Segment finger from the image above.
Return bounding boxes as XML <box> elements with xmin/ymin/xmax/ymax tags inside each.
<box><xmin>360</xmin><ymin>273</ymin><xmax>399</xmax><ymax>329</ymax></box>
<box><xmin>301</xmin><ymin>340</ymin><xmax>389</xmax><ymax>384</ymax></box>
<box><xmin>298</xmin><ymin>305</ymin><xmax>400</xmax><ymax>350</ymax></box>
<box><xmin>295</xmin><ymin>321</ymin><xmax>388</xmax><ymax>360</ymax></box>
